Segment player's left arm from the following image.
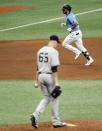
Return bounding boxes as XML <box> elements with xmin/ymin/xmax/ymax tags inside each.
<box><xmin>52</xmin><ymin>66</ymin><xmax>59</xmax><ymax>86</ymax></box>
<box><xmin>51</xmin><ymin>50</ymin><xmax>60</xmax><ymax>86</ymax></box>
<box><xmin>67</xmin><ymin>23</ymin><xmax>78</xmax><ymax>32</ymax></box>
<box><xmin>67</xmin><ymin>15</ymin><xmax>79</xmax><ymax>32</ymax></box>
<box><xmin>71</xmin><ymin>23</ymin><xmax>79</xmax><ymax>29</ymax></box>
<box><xmin>51</xmin><ymin>67</ymin><xmax>62</xmax><ymax>98</ymax></box>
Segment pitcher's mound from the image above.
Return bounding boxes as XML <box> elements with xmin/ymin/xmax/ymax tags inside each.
<box><xmin>0</xmin><ymin>119</ymin><xmax>102</xmax><ymax>131</ymax></box>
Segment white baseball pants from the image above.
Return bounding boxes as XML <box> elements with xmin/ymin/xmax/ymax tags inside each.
<box><xmin>62</xmin><ymin>30</ymin><xmax>87</xmax><ymax>54</ymax></box>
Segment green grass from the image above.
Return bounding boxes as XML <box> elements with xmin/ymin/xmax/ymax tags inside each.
<box><xmin>0</xmin><ymin>0</ymin><xmax>102</xmax><ymax>40</ymax></box>
<box><xmin>0</xmin><ymin>80</ymin><xmax>102</xmax><ymax>126</ymax></box>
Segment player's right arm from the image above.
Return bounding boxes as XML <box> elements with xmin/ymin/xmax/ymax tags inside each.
<box><xmin>35</xmin><ymin>72</ymin><xmax>39</xmax><ymax>88</ymax></box>
<box><xmin>35</xmin><ymin>52</ymin><xmax>40</xmax><ymax>88</ymax></box>
<box><xmin>34</xmin><ymin>66</ymin><xmax>39</xmax><ymax>88</ymax></box>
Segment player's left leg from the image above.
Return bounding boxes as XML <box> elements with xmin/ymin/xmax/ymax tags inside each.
<box><xmin>47</xmin><ymin>75</ymin><xmax>67</xmax><ymax>127</ymax></box>
<box><xmin>46</xmin><ymin>76</ymin><xmax>61</xmax><ymax>124</ymax></box>
<box><xmin>51</xmin><ymin>97</ymin><xmax>60</xmax><ymax>124</ymax></box>
<box><xmin>75</xmin><ymin>30</ymin><xmax>94</xmax><ymax>65</ymax></box>
<box><xmin>51</xmin><ymin>97</ymin><xmax>67</xmax><ymax>128</ymax></box>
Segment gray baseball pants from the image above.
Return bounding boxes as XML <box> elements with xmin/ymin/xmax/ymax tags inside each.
<box><xmin>33</xmin><ymin>73</ymin><xmax>60</xmax><ymax>125</ymax></box>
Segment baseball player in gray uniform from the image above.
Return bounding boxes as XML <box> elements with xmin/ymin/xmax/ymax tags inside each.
<box><xmin>61</xmin><ymin>4</ymin><xmax>94</xmax><ymax>66</ymax></box>
<box><xmin>30</xmin><ymin>35</ymin><xmax>67</xmax><ymax>128</ymax></box>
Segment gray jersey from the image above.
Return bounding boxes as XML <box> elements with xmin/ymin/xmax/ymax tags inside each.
<box><xmin>33</xmin><ymin>46</ymin><xmax>61</xmax><ymax>124</ymax></box>
<box><xmin>37</xmin><ymin>46</ymin><xmax>60</xmax><ymax>73</ymax></box>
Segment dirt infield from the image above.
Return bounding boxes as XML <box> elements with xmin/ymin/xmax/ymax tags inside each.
<box><xmin>0</xmin><ymin>120</ymin><xmax>102</xmax><ymax>131</ymax></box>
<box><xmin>0</xmin><ymin>38</ymin><xmax>102</xmax><ymax>80</ymax></box>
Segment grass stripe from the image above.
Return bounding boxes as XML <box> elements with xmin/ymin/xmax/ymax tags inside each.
<box><xmin>0</xmin><ymin>8</ymin><xmax>102</xmax><ymax>32</ymax></box>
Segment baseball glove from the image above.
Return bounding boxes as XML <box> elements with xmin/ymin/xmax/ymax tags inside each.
<box><xmin>51</xmin><ymin>86</ymin><xmax>62</xmax><ymax>98</ymax></box>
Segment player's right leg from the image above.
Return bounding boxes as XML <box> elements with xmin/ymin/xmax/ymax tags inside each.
<box><xmin>31</xmin><ymin>92</ymin><xmax>50</xmax><ymax>128</ymax></box>
<box><xmin>31</xmin><ymin>74</ymin><xmax>51</xmax><ymax>128</ymax></box>
<box><xmin>62</xmin><ymin>34</ymin><xmax>81</xmax><ymax>60</ymax></box>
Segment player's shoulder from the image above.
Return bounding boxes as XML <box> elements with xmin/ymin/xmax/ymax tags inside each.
<box><xmin>50</xmin><ymin>47</ymin><xmax>58</xmax><ymax>54</ymax></box>
<box><xmin>37</xmin><ymin>46</ymin><xmax>47</xmax><ymax>52</ymax></box>
<box><xmin>47</xmin><ymin>46</ymin><xmax>59</xmax><ymax>55</ymax></box>
<box><xmin>37</xmin><ymin>46</ymin><xmax>58</xmax><ymax>54</ymax></box>
<box><xmin>67</xmin><ymin>12</ymin><xmax>75</xmax><ymax>18</ymax></box>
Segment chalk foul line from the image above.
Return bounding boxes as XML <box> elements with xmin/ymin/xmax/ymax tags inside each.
<box><xmin>0</xmin><ymin>8</ymin><xmax>102</xmax><ymax>32</ymax></box>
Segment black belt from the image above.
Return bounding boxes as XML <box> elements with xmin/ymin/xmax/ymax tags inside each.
<box><xmin>76</xmin><ymin>33</ymin><xmax>79</xmax><ymax>35</ymax></box>
<box><xmin>38</xmin><ymin>72</ymin><xmax>52</xmax><ymax>74</ymax></box>
<box><xmin>69</xmin><ymin>32</ymin><xmax>79</xmax><ymax>35</ymax></box>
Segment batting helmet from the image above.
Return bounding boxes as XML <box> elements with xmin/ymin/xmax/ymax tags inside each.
<box><xmin>62</xmin><ymin>4</ymin><xmax>72</xmax><ymax>12</ymax></box>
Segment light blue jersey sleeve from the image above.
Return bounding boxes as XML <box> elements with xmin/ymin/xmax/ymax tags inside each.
<box><xmin>66</xmin><ymin>12</ymin><xmax>79</xmax><ymax>32</ymax></box>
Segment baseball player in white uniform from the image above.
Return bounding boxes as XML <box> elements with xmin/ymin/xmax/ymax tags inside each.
<box><xmin>61</xmin><ymin>4</ymin><xmax>94</xmax><ymax>66</ymax></box>
<box><xmin>30</xmin><ymin>35</ymin><xmax>67</xmax><ymax>128</ymax></box>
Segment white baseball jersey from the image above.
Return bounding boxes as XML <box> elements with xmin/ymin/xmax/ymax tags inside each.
<box><xmin>37</xmin><ymin>46</ymin><xmax>60</xmax><ymax>73</ymax></box>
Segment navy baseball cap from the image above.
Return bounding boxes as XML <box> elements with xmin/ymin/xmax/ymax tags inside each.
<box><xmin>49</xmin><ymin>35</ymin><xmax>60</xmax><ymax>44</ymax></box>
<box><xmin>62</xmin><ymin>4</ymin><xmax>72</xmax><ymax>12</ymax></box>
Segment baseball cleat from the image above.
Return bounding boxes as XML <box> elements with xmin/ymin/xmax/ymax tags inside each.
<box><xmin>30</xmin><ymin>115</ymin><xmax>38</xmax><ymax>128</ymax></box>
<box><xmin>53</xmin><ymin>122</ymin><xmax>67</xmax><ymax>128</ymax></box>
<box><xmin>85</xmin><ymin>58</ymin><xmax>94</xmax><ymax>66</ymax></box>
<box><xmin>75</xmin><ymin>51</ymin><xmax>81</xmax><ymax>60</ymax></box>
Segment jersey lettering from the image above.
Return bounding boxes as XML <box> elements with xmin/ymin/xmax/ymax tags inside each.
<box><xmin>39</xmin><ymin>52</ymin><xmax>48</xmax><ymax>63</ymax></box>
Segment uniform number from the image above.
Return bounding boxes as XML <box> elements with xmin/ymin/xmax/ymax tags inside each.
<box><xmin>39</xmin><ymin>53</ymin><xmax>48</xmax><ymax>62</ymax></box>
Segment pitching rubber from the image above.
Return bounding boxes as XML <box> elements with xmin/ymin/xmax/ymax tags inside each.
<box><xmin>66</xmin><ymin>123</ymin><xmax>77</xmax><ymax>127</ymax></box>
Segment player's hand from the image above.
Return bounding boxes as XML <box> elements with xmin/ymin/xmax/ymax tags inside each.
<box><xmin>34</xmin><ymin>81</ymin><xmax>39</xmax><ymax>88</ymax></box>
<box><xmin>67</xmin><ymin>28</ymin><xmax>72</xmax><ymax>32</ymax></box>
<box><xmin>60</xmin><ymin>23</ymin><xmax>66</xmax><ymax>27</ymax></box>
